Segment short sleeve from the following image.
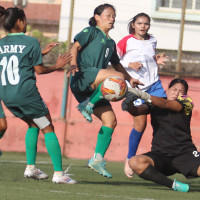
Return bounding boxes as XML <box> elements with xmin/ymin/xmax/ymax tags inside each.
<box><xmin>74</xmin><ymin>27</ymin><xmax>96</xmax><ymax>48</ymax></box>
<box><xmin>29</xmin><ymin>39</ymin><xmax>43</xmax><ymax>66</ymax></box>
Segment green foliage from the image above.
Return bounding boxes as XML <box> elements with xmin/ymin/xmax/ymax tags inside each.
<box><xmin>28</xmin><ymin>25</ymin><xmax>68</xmax><ymax>65</ymax></box>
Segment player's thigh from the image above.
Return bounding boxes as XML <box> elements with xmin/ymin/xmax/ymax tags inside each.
<box><xmin>172</xmin><ymin>150</ymin><xmax>200</xmax><ymax>178</ymax></box>
<box><xmin>70</xmin><ymin>68</ymin><xmax>100</xmax><ymax>95</ymax></box>
<box><xmin>91</xmin><ymin>69</ymin><xmax>125</xmax><ymax>90</ymax></box>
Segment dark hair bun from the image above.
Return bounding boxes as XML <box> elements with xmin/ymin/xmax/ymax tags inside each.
<box><xmin>0</xmin><ymin>6</ymin><xmax>6</xmax><ymax>17</ymax></box>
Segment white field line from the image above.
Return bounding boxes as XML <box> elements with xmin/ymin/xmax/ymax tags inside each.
<box><xmin>0</xmin><ymin>160</ymin><xmax>52</xmax><ymax>164</ymax></box>
<box><xmin>1</xmin><ymin>186</ymin><xmax>156</xmax><ymax>200</ymax></box>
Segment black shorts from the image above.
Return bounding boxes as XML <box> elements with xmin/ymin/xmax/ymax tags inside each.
<box><xmin>144</xmin><ymin>149</ymin><xmax>200</xmax><ymax>179</ymax></box>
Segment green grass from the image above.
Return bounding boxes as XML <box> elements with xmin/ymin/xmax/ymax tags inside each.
<box><xmin>0</xmin><ymin>152</ymin><xmax>200</xmax><ymax>200</ymax></box>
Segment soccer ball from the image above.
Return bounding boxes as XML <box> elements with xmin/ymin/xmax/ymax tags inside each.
<box><xmin>101</xmin><ymin>77</ymin><xmax>128</xmax><ymax>101</ymax></box>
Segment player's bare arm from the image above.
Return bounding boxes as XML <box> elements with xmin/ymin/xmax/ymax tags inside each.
<box><xmin>34</xmin><ymin>52</ymin><xmax>72</xmax><ymax>74</ymax></box>
<box><xmin>150</xmin><ymin>96</ymin><xmax>182</xmax><ymax>112</ymax></box>
<box><xmin>66</xmin><ymin>41</ymin><xmax>81</xmax><ymax>77</ymax></box>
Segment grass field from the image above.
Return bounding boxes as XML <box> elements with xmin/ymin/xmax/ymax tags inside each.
<box><xmin>0</xmin><ymin>152</ymin><xmax>200</xmax><ymax>200</ymax></box>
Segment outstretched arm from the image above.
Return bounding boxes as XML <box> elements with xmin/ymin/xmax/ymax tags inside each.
<box><xmin>127</xmin><ymin>88</ymin><xmax>183</xmax><ymax>112</ymax></box>
<box><xmin>34</xmin><ymin>52</ymin><xmax>72</xmax><ymax>74</ymax></box>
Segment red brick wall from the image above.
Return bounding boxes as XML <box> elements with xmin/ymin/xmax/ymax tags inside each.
<box><xmin>0</xmin><ymin>71</ymin><xmax>200</xmax><ymax>161</ymax></box>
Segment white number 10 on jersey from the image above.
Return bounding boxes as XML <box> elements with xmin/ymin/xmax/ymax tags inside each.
<box><xmin>0</xmin><ymin>55</ymin><xmax>20</xmax><ymax>86</ymax></box>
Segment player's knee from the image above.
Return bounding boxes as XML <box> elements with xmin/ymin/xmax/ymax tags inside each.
<box><xmin>0</xmin><ymin>118</ymin><xmax>7</xmax><ymax>136</ymax></box>
<box><xmin>129</xmin><ymin>156</ymin><xmax>140</xmax><ymax>172</ymax></box>
<box><xmin>129</xmin><ymin>155</ymin><xmax>147</xmax><ymax>174</ymax></box>
<box><xmin>103</xmin><ymin>118</ymin><xmax>117</xmax><ymax>129</ymax></box>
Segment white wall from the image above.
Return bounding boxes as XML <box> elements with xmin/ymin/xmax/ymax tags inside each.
<box><xmin>59</xmin><ymin>0</ymin><xmax>200</xmax><ymax>51</ymax></box>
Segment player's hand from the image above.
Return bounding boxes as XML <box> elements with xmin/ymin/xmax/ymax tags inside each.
<box><xmin>155</xmin><ymin>53</ymin><xmax>168</xmax><ymax>65</ymax></box>
<box><xmin>128</xmin><ymin>62</ymin><xmax>143</xmax><ymax>71</ymax></box>
<box><xmin>128</xmin><ymin>87</ymin><xmax>151</xmax><ymax>103</ymax></box>
<box><xmin>122</xmin><ymin>92</ymin><xmax>138</xmax><ymax>111</ymax></box>
<box><xmin>42</xmin><ymin>42</ymin><xmax>59</xmax><ymax>56</ymax></box>
<box><xmin>55</xmin><ymin>52</ymin><xmax>72</xmax><ymax>70</ymax></box>
<box><xmin>129</xmin><ymin>78</ymin><xmax>144</xmax><ymax>88</ymax></box>
<box><xmin>66</xmin><ymin>65</ymin><xmax>79</xmax><ymax>77</ymax></box>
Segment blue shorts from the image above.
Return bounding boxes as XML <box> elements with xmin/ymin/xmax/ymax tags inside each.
<box><xmin>134</xmin><ymin>80</ymin><xmax>166</xmax><ymax>106</ymax></box>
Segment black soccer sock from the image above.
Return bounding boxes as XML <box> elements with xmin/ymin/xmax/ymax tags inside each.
<box><xmin>139</xmin><ymin>164</ymin><xmax>174</xmax><ymax>188</ymax></box>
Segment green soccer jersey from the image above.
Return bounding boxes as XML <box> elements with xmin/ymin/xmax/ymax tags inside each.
<box><xmin>0</xmin><ymin>33</ymin><xmax>43</xmax><ymax>106</ymax></box>
<box><xmin>74</xmin><ymin>26</ymin><xmax>119</xmax><ymax>72</ymax></box>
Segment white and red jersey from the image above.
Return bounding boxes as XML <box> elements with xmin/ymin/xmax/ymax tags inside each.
<box><xmin>117</xmin><ymin>34</ymin><xmax>159</xmax><ymax>91</ymax></box>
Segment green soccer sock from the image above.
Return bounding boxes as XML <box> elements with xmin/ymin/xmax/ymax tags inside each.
<box><xmin>25</xmin><ymin>127</ymin><xmax>39</xmax><ymax>165</ymax></box>
<box><xmin>89</xmin><ymin>83</ymin><xmax>103</xmax><ymax>105</ymax></box>
<box><xmin>94</xmin><ymin>126</ymin><xmax>114</xmax><ymax>158</ymax></box>
<box><xmin>44</xmin><ymin>132</ymin><xmax>63</xmax><ymax>171</ymax></box>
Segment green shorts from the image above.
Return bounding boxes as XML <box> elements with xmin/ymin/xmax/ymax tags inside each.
<box><xmin>6</xmin><ymin>98</ymin><xmax>49</xmax><ymax>119</ymax></box>
<box><xmin>0</xmin><ymin>101</ymin><xmax>5</xmax><ymax>118</ymax></box>
<box><xmin>70</xmin><ymin>68</ymin><xmax>111</xmax><ymax>108</ymax></box>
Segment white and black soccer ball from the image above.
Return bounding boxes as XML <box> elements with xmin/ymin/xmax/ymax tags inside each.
<box><xmin>101</xmin><ymin>77</ymin><xmax>128</xmax><ymax>101</ymax></box>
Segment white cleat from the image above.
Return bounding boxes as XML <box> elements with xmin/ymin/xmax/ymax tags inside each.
<box><xmin>24</xmin><ymin>165</ymin><xmax>49</xmax><ymax>180</ymax></box>
<box><xmin>52</xmin><ymin>171</ymin><xmax>77</xmax><ymax>184</ymax></box>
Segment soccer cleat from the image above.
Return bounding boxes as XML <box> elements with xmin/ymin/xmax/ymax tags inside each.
<box><xmin>52</xmin><ymin>170</ymin><xmax>77</xmax><ymax>184</ymax></box>
<box><xmin>172</xmin><ymin>179</ymin><xmax>189</xmax><ymax>192</ymax></box>
<box><xmin>24</xmin><ymin>166</ymin><xmax>49</xmax><ymax>180</ymax></box>
<box><xmin>0</xmin><ymin>149</ymin><xmax>2</xmax><ymax>156</ymax></box>
<box><xmin>124</xmin><ymin>158</ymin><xmax>134</xmax><ymax>178</ymax></box>
<box><xmin>88</xmin><ymin>157</ymin><xmax>112</xmax><ymax>178</ymax></box>
<box><xmin>77</xmin><ymin>100</ymin><xmax>93</xmax><ymax>122</ymax></box>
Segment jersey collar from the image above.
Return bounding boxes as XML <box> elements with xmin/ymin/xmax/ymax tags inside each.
<box><xmin>7</xmin><ymin>32</ymin><xmax>25</xmax><ymax>36</ymax></box>
<box><xmin>96</xmin><ymin>26</ymin><xmax>111</xmax><ymax>39</ymax></box>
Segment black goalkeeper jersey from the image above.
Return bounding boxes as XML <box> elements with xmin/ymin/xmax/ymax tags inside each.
<box><xmin>150</xmin><ymin>95</ymin><xmax>194</xmax><ymax>156</ymax></box>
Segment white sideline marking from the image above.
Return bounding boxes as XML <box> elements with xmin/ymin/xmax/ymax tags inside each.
<box><xmin>8</xmin><ymin>186</ymin><xmax>156</xmax><ymax>200</ymax></box>
<box><xmin>0</xmin><ymin>160</ymin><xmax>52</xmax><ymax>164</ymax></box>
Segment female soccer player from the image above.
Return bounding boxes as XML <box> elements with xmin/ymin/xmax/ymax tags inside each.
<box><xmin>0</xmin><ymin>6</ymin><xmax>76</xmax><ymax>184</ymax></box>
<box><xmin>67</xmin><ymin>4</ymin><xmax>142</xmax><ymax>178</ymax></box>
<box><xmin>117</xmin><ymin>13</ymin><xmax>168</xmax><ymax>178</ymax></box>
<box><xmin>0</xmin><ymin>101</ymin><xmax>7</xmax><ymax>155</ymax></box>
<box><xmin>122</xmin><ymin>78</ymin><xmax>197</xmax><ymax>192</ymax></box>
<box><xmin>0</xmin><ymin>42</ymin><xmax>60</xmax><ymax>155</ymax></box>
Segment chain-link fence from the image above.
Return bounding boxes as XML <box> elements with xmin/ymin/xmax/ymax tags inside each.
<box><xmin>1</xmin><ymin>0</ymin><xmax>200</xmax><ymax>76</ymax></box>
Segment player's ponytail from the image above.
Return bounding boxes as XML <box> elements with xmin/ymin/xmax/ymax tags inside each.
<box><xmin>0</xmin><ymin>6</ymin><xmax>6</xmax><ymax>20</ymax></box>
<box><xmin>89</xmin><ymin>3</ymin><xmax>115</xmax><ymax>27</ymax></box>
<box><xmin>89</xmin><ymin>16</ymin><xmax>96</xmax><ymax>26</ymax></box>
<box><xmin>0</xmin><ymin>7</ymin><xmax>26</xmax><ymax>32</ymax></box>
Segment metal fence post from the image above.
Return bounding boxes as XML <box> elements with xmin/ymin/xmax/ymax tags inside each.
<box><xmin>175</xmin><ymin>0</ymin><xmax>186</xmax><ymax>78</ymax></box>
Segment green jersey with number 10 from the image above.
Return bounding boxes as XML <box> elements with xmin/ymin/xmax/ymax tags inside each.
<box><xmin>0</xmin><ymin>33</ymin><xmax>43</xmax><ymax>106</ymax></box>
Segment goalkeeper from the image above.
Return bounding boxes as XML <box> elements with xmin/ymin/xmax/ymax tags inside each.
<box><xmin>122</xmin><ymin>78</ymin><xmax>200</xmax><ymax>192</ymax></box>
